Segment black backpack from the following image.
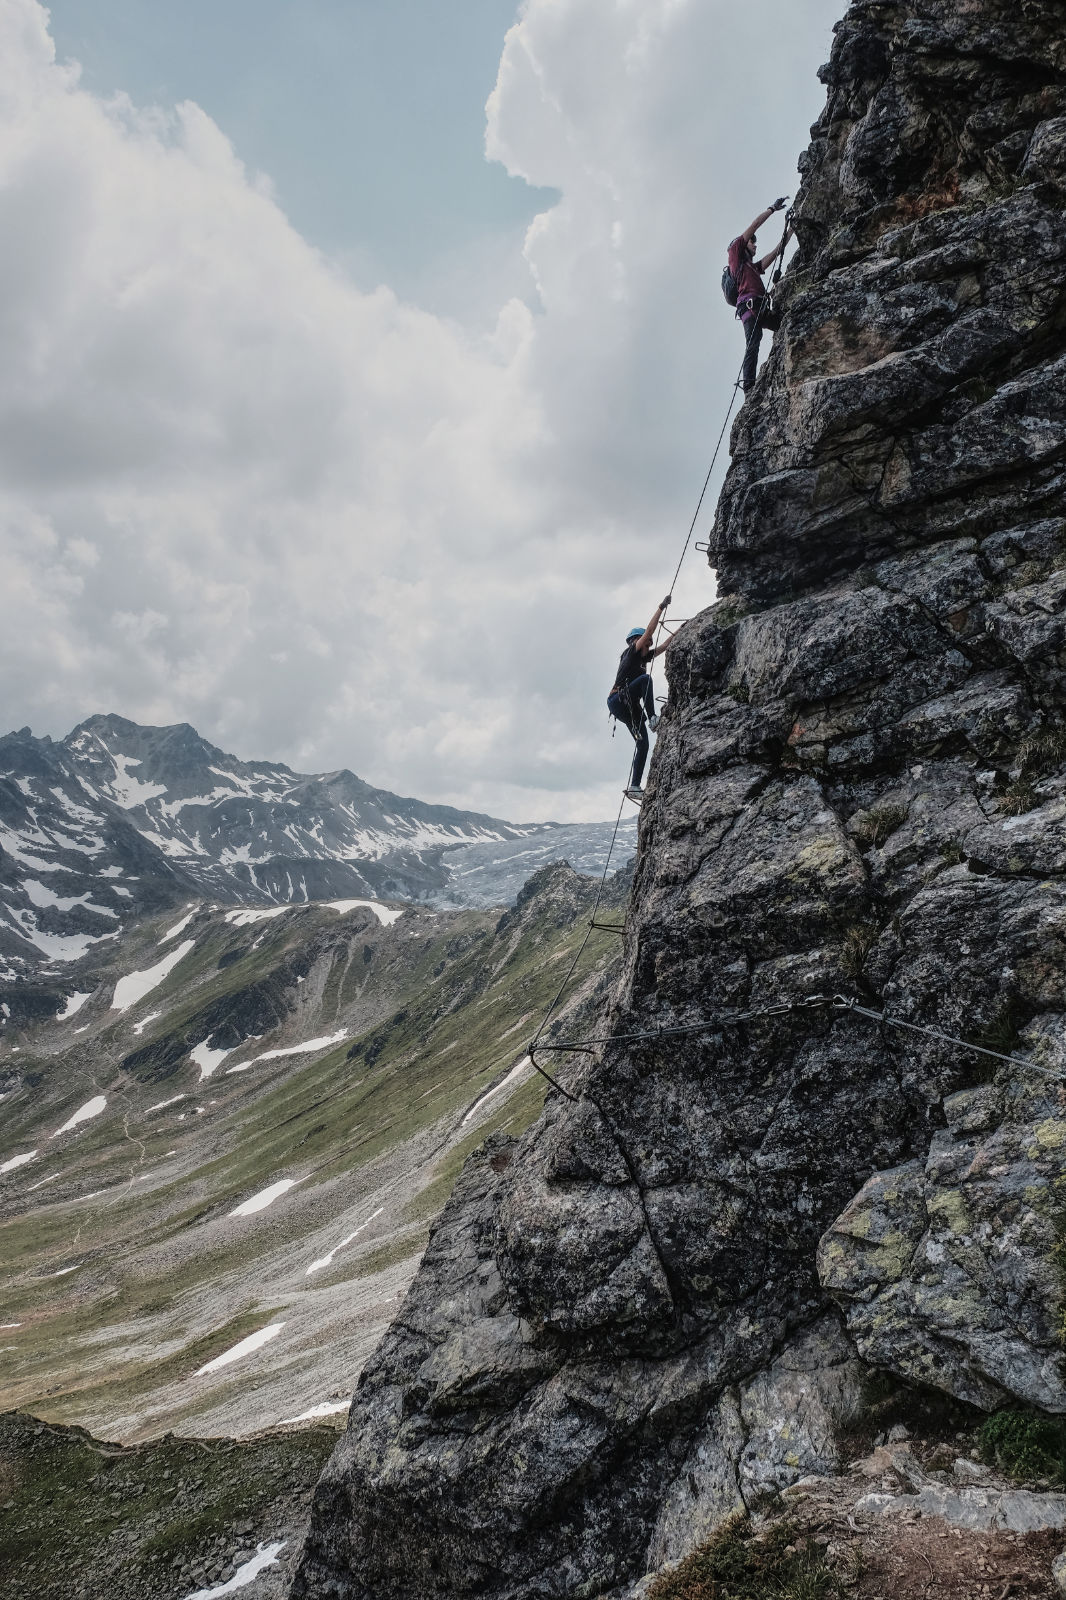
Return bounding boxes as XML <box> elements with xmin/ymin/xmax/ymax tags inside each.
<box><xmin>721</xmin><ymin>263</ymin><xmax>739</xmax><ymax>307</ymax></box>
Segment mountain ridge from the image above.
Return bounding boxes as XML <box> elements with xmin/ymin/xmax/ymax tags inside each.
<box><xmin>0</xmin><ymin>714</ymin><xmax>635</xmax><ymax>988</ymax></box>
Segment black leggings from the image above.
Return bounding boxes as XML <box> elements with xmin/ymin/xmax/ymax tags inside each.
<box><xmin>609</xmin><ymin>674</ymin><xmax>655</xmax><ymax>787</ymax></box>
<box><xmin>741</xmin><ymin>299</ymin><xmax>781</xmax><ymax>393</ymax></box>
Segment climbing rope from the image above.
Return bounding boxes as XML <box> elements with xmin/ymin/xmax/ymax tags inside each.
<box><xmin>655</xmin><ymin>204</ymin><xmax>793</xmax><ymax>648</ymax></box>
<box><xmin>526</xmin><ymin>790</ymin><xmax>629</xmax><ymax>1102</ymax></box>
<box><xmin>530</xmin><ymin>990</ymin><xmax>1066</xmax><ymax>1086</ymax></box>
<box><xmin>525</xmin><ymin>207</ymin><xmax>796</xmax><ymax>1098</ymax></box>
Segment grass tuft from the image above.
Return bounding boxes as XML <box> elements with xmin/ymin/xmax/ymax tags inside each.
<box><xmin>851</xmin><ymin>802</ymin><xmax>908</xmax><ymax>850</ymax></box>
<box><xmin>998</xmin><ymin>782</ymin><xmax>1037</xmax><ymax>818</ymax></box>
<box><xmin>645</xmin><ymin>1514</ymin><xmax>842</xmax><ymax>1600</ymax></box>
<box><xmin>998</xmin><ymin>727</ymin><xmax>1066</xmax><ymax>816</ymax></box>
<box><xmin>840</xmin><ymin>924</ymin><xmax>878</xmax><ymax>983</ymax></box>
<box><xmin>713</xmin><ymin>599</ymin><xmax>751</xmax><ymax>629</ymax></box>
<box><xmin>979</xmin><ymin>1408</ymin><xmax>1066</xmax><ymax>1484</ymax></box>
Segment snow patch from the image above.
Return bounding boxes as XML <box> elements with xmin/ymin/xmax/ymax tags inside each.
<box><xmin>306</xmin><ymin>1206</ymin><xmax>384</xmax><ymax>1276</ymax></box>
<box><xmin>0</xmin><ymin>826</ymin><xmax>75</xmax><ymax>872</ymax></box>
<box><xmin>27</xmin><ymin>1172</ymin><xmax>61</xmax><ymax>1190</ymax></box>
<box><xmin>224</xmin><ymin>906</ymin><xmax>289</xmax><ymax>927</ymax></box>
<box><xmin>190</xmin><ymin>1040</ymin><xmax>233</xmax><ymax>1081</ymax></box>
<box><xmin>51</xmin><ymin>1095</ymin><xmax>107</xmax><ymax>1137</ymax></box>
<box><xmin>461</xmin><ymin>1057</ymin><xmax>534</xmax><ymax>1126</ymax></box>
<box><xmin>229</xmin><ymin>1178</ymin><xmax>302</xmax><ymax>1217</ymax></box>
<box><xmin>160</xmin><ymin>907</ymin><xmax>199</xmax><ymax>943</ymax></box>
<box><xmin>1</xmin><ymin>1151</ymin><xmax>37</xmax><ymax>1174</ymax></box>
<box><xmin>144</xmin><ymin>1094</ymin><xmax>187</xmax><ymax>1114</ymax></box>
<box><xmin>57</xmin><ymin>991</ymin><xmax>92</xmax><ymax>1020</ymax></box>
<box><xmin>23</xmin><ymin>881</ymin><xmax>117</xmax><ymax>918</ymax></box>
<box><xmin>132</xmin><ymin>1011</ymin><xmax>161</xmax><ymax>1036</ymax></box>
<box><xmin>141</xmin><ymin>828</ymin><xmax>201</xmax><ymax>858</ymax></box>
<box><xmin>3</xmin><ymin>906</ymin><xmax>112</xmax><ymax>962</ymax></box>
<box><xmin>326</xmin><ymin>899</ymin><xmax>403</xmax><ymax>926</ymax></box>
<box><xmin>181</xmin><ymin>1542</ymin><xmax>287</xmax><ymax>1600</ymax></box>
<box><xmin>107</xmin><ymin>753</ymin><xmax>168</xmax><ymax>809</ymax></box>
<box><xmin>195</xmin><ymin>1323</ymin><xmax>284</xmax><ymax>1376</ymax></box>
<box><xmin>159</xmin><ymin>788</ymin><xmax>245</xmax><ymax>816</ymax></box>
<box><xmin>112</xmin><ymin>939</ymin><xmax>195</xmax><ymax>1011</ymax></box>
<box><xmin>227</xmin><ymin>1031</ymin><xmax>347</xmax><ymax>1072</ymax></box>
<box><xmin>278</xmin><ymin>1399</ymin><xmax>350</xmax><ymax>1424</ymax></box>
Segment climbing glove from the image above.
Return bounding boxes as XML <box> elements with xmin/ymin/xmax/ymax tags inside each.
<box><xmin>660</xmin><ymin>594</ymin><xmax>672</xmax><ymax>610</ymax></box>
<box><xmin>769</xmin><ymin>195</ymin><xmax>789</xmax><ymax>211</ymax></box>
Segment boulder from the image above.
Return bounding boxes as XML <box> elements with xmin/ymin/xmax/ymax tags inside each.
<box><xmin>818</xmin><ymin>1080</ymin><xmax>1066</xmax><ymax>1411</ymax></box>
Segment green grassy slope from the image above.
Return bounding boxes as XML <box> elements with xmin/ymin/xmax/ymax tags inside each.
<box><xmin>0</xmin><ymin>865</ymin><xmax>625</xmax><ymax>1440</ymax></box>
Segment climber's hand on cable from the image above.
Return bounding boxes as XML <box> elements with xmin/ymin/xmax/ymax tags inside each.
<box><xmin>769</xmin><ymin>195</ymin><xmax>789</xmax><ymax>212</ymax></box>
<box><xmin>660</xmin><ymin>594</ymin><xmax>672</xmax><ymax>611</ymax></box>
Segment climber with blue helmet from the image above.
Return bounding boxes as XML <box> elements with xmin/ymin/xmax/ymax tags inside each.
<box><xmin>608</xmin><ymin>594</ymin><xmax>672</xmax><ymax>799</ymax></box>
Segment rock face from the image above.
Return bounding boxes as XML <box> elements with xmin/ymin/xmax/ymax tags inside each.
<box><xmin>292</xmin><ymin>3</ymin><xmax>1066</xmax><ymax>1596</ymax></box>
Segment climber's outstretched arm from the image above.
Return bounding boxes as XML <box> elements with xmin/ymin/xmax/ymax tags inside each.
<box><xmin>741</xmin><ymin>196</ymin><xmax>788</xmax><ymax>245</ymax></box>
<box><xmin>634</xmin><ymin>594</ymin><xmax>672</xmax><ymax>654</ymax></box>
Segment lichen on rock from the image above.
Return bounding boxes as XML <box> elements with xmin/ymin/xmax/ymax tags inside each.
<box><xmin>819</xmin><ymin>1076</ymin><xmax>1066</xmax><ymax>1412</ymax></box>
<box><xmin>291</xmin><ymin>3</ymin><xmax>1066</xmax><ymax>1595</ymax></box>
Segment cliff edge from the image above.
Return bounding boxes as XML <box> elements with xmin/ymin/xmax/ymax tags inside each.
<box><xmin>292</xmin><ymin>2</ymin><xmax>1066</xmax><ymax>1595</ymax></box>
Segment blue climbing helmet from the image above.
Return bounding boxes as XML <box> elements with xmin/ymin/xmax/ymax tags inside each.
<box><xmin>626</xmin><ymin>627</ymin><xmax>644</xmax><ymax>641</ymax></box>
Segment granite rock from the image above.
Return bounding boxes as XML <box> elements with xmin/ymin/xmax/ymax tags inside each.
<box><xmin>857</xmin><ymin>1483</ymin><xmax>1066</xmax><ymax>1535</ymax></box>
<box><xmin>819</xmin><ymin>1079</ymin><xmax>1066</xmax><ymax>1411</ymax></box>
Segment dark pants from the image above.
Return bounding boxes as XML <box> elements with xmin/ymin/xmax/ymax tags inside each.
<box><xmin>740</xmin><ymin>299</ymin><xmax>781</xmax><ymax>393</ymax></box>
<box><xmin>608</xmin><ymin>674</ymin><xmax>655</xmax><ymax>787</ymax></box>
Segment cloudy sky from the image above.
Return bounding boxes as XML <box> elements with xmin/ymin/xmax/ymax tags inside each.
<box><xmin>1</xmin><ymin>0</ymin><xmax>840</xmax><ymax>822</ymax></box>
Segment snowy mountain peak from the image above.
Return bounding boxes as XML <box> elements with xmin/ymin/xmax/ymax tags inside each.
<box><xmin>1</xmin><ymin>716</ymin><xmax>634</xmax><ymax>987</ymax></box>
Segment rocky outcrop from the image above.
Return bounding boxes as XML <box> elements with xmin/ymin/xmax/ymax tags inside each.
<box><xmin>819</xmin><ymin>1078</ymin><xmax>1066</xmax><ymax>1412</ymax></box>
<box><xmin>642</xmin><ymin>1316</ymin><xmax>865</xmax><ymax>1570</ymax></box>
<box><xmin>292</xmin><ymin>3</ymin><xmax>1066</xmax><ymax>1596</ymax></box>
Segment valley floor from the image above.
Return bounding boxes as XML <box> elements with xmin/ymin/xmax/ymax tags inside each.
<box><xmin>0</xmin><ymin>1409</ymin><xmax>338</xmax><ymax>1600</ymax></box>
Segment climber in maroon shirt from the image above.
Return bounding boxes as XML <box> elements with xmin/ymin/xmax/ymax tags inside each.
<box><xmin>728</xmin><ymin>197</ymin><xmax>793</xmax><ymax>393</ymax></box>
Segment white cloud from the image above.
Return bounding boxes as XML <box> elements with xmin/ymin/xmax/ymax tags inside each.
<box><xmin>0</xmin><ymin>0</ymin><xmax>838</xmax><ymax>820</ymax></box>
